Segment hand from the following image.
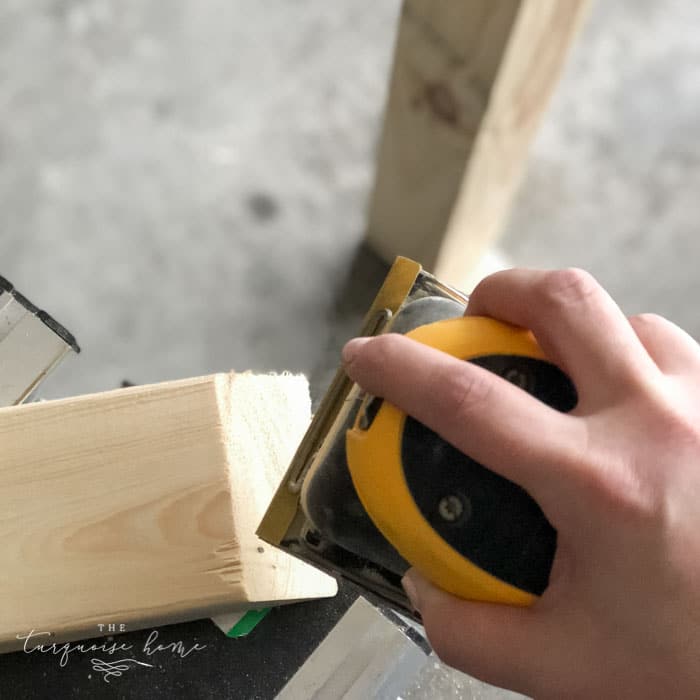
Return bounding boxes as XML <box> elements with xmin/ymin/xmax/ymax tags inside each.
<box><xmin>342</xmin><ymin>268</ymin><xmax>700</xmax><ymax>699</ymax></box>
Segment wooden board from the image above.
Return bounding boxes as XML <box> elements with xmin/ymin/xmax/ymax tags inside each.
<box><xmin>366</xmin><ymin>0</ymin><xmax>589</xmax><ymax>288</ymax></box>
<box><xmin>0</xmin><ymin>372</ymin><xmax>336</xmax><ymax>651</ymax></box>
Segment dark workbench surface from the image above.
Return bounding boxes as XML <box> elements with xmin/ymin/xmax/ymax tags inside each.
<box><xmin>0</xmin><ymin>581</ymin><xmax>358</xmax><ymax>699</ymax></box>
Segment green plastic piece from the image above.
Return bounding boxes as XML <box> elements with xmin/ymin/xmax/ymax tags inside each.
<box><xmin>226</xmin><ymin>608</ymin><xmax>271</xmax><ymax>638</ymax></box>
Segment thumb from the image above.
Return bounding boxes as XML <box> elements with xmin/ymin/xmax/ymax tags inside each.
<box><xmin>403</xmin><ymin>569</ymin><xmax>547</xmax><ymax>693</ymax></box>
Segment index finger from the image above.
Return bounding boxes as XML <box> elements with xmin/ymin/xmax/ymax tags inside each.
<box><xmin>343</xmin><ymin>333</ymin><xmax>587</xmax><ymax>521</ymax></box>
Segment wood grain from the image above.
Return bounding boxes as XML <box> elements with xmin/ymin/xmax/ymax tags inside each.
<box><xmin>0</xmin><ymin>372</ymin><xmax>336</xmax><ymax>651</ymax></box>
<box><xmin>366</xmin><ymin>0</ymin><xmax>589</xmax><ymax>287</ymax></box>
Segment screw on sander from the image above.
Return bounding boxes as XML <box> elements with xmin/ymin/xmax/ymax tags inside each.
<box><xmin>0</xmin><ymin>275</ymin><xmax>80</xmax><ymax>406</ymax></box>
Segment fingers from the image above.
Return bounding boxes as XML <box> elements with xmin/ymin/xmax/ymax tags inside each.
<box><xmin>466</xmin><ymin>269</ymin><xmax>659</xmax><ymax>401</ymax></box>
<box><xmin>628</xmin><ymin>313</ymin><xmax>700</xmax><ymax>375</ymax></box>
<box><xmin>402</xmin><ymin>569</ymin><xmax>546</xmax><ymax>694</ymax></box>
<box><xmin>342</xmin><ymin>333</ymin><xmax>586</xmax><ymax>514</ymax></box>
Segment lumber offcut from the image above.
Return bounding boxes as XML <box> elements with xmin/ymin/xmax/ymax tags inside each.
<box><xmin>366</xmin><ymin>0</ymin><xmax>589</xmax><ymax>288</ymax></box>
<box><xmin>0</xmin><ymin>372</ymin><xmax>336</xmax><ymax>651</ymax></box>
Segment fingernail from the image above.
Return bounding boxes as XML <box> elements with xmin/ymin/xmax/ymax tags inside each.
<box><xmin>342</xmin><ymin>337</ymin><xmax>370</xmax><ymax>365</ymax></box>
<box><xmin>401</xmin><ymin>572</ymin><xmax>421</xmax><ymax>613</ymax></box>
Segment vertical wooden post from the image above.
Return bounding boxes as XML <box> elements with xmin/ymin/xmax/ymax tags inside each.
<box><xmin>366</xmin><ymin>0</ymin><xmax>589</xmax><ymax>288</ymax></box>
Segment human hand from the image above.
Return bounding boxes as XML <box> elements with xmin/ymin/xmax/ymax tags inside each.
<box><xmin>342</xmin><ymin>268</ymin><xmax>700</xmax><ymax>699</ymax></box>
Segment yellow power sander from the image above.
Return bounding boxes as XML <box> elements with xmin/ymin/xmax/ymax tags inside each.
<box><xmin>258</xmin><ymin>257</ymin><xmax>577</xmax><ymax>614</ymax></box>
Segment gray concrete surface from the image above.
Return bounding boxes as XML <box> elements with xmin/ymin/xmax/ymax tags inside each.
<box><xmin>1</xmin><ymin>0</ymin><xmax>698</xmax><ymax>698</ymax></box>
<box><xmin>503</xmin><ymin>0</ymin><xmax>700</xmax><ymax>335</ymax></box>
<box><xmin>0</xmin><ymin>0</ymin><xmax>400</xmax><ymax>400</ymax></box>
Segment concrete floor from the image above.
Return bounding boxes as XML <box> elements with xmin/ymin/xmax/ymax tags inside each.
<box><xmin>1</xmin><ymin>0</ymin><xmax>698</xmax><ymax>697</ymax></box>
<box><xmin>503</xmin><ymin>0</ymin><xmax>700</xmax><ymax>336</ymax></box>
